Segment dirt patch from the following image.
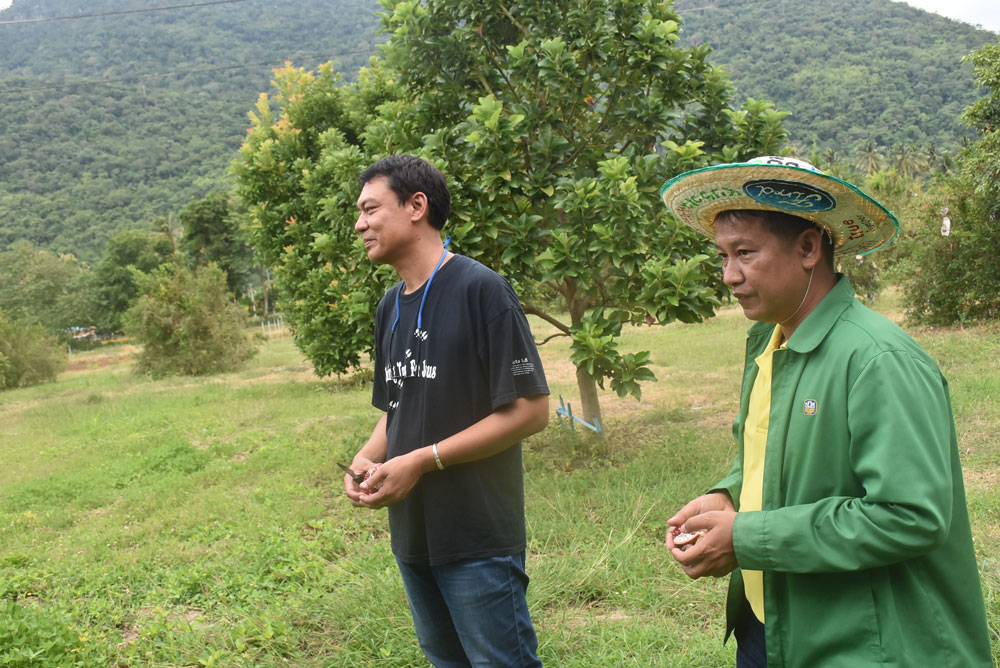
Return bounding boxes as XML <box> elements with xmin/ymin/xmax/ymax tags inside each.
<box><xmin>225</xmin><ymin>367</ymin><xmax>318</xmax><ymax>387</ymax></box>
<box><xmin>119</xmin><ymin>606</ymin><xmax>205</xmax><ymax>647</ymax></box>
<box><xmin>558</xmin><ymin>608</ymin><xmax>634</xmax><ymax>630</ymax></box>
<box><xmin>965</xmin><ymin>469</ymin><xmax>999</xmax><ymax>492</ymax></box>
<box><xmin>65</xmin><ymin>345</ymin><xmax>139</xmax><ymax>372</ymax></box>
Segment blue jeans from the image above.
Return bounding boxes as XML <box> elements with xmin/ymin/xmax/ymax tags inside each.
<box><xmin>396</xmin><ymin>552</ymin><xmax>542</xmax><ymax>668</ymax></box>
<box><xmin>734</xmin><ymin>597</ymin><xmax>767</xmax><ymax>668</ymax></box>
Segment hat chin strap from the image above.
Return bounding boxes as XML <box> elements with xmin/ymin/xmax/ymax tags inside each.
<box><xmin>779</xmin><ymin>265</ymin><xmax>815</xmax><ymax>325</ymax></box>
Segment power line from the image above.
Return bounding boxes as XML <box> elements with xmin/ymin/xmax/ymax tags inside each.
<box><xmin>0</xmin><ymin>0</ymin><xmax>250</xmax><ymax>25</ymax></box>
<box><xmin>672</xmin><ymin>1</ymin><xmax>744</xmax><ymax>13</ymax></box>
<box><xmin>0</xmin><ymin>48</ymin><xmax>377</xmax><ymax>94</ymax></box>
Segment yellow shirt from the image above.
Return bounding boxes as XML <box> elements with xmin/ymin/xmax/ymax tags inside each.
<box><xmin>740</xmin><ymin>323</ymin><xmax>785</xmax><ymax>623</ymax></box>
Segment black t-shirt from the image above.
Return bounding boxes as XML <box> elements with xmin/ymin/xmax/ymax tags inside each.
<box><xmin>372</xmin><ymin>254</ymin><xmax>549</xmax><ymax>565</ymax></box>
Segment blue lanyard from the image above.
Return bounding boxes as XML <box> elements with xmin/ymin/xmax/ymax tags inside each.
<box><xmin>390</xmin><ymin>237</ymin><xmax>451</xmax><ymax>334</ymax></box>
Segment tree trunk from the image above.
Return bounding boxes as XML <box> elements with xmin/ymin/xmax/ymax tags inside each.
<box><xmin>257</xmin><ymin>264</ymin><xmax>270</xmax><ymax>318</ymax></box>
<box><xmin>575</xmin><ymin>363</ymin><xmax>604</xmax><ymax>433</ymax></box>
<box><xmin>561</xmin><ymin>279</ymin><xmax>603</xmax><ymax>433</ymax></box>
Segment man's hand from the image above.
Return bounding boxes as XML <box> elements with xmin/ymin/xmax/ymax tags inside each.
<box><xmin>344</xmin><ymin>456</ymin><xmax>380</xmax><ymax>507</ymax></box>
<box><xmin>666</xmin><ymin>492</ymin><xmax>739</xmax><ymax>579</ymax></box>
<box><xmin>352</xmin><ymin>450</ymin><xmax>425</xmax><ymax>510</ymax></box>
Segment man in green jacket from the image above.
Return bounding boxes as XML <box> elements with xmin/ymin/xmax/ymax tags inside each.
<box><xmin>660</xmin><ymin>156</ymin><xmax>993</xmax><ymax>667</ymax></box>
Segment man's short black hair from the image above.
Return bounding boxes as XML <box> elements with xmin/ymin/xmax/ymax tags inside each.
<box><xmin>715</xmin><ymin>209</ymin><xmax>835</xmax><ymax>270</ymax></box>
<box><xmin>359</xmin><ymin>155</ymin><xmax>451</xmax><ymax>230</ymax></box>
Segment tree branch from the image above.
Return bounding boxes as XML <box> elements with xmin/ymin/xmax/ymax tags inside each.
<box><xmin>535</xmin><ymin>331</ymin><xmax>570</xmax><ymax>346</ymax></box>
<box><xmin>523</xmin><ymin>302</ymin><xmax>570</xmax><ymax>334</ymax></box>
<box><xmin>496</xmin><ymin>0</ymin><xmax>530</xmax><ymax>37</ymax></box>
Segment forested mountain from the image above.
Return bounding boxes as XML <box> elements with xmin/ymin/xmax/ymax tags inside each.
<box><xmin>675</xmin><ymin>0</ymin><xmax>995</xmax><ymax>152</ymax></box>
<box><xmin>0</xmin><ymin>0</ymin><xmax>994</xmax><ymax>263</ymax></box>
<box><xmin>0</xmin><ymin>0</ymin><xmax>381</xmax><ymax>262</ymax></box>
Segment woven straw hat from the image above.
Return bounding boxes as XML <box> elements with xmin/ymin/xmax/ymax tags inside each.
<box><xmin>660</xmin><ymin>156</ymin><xmax>899</xmax><ymax>256</ymax></box>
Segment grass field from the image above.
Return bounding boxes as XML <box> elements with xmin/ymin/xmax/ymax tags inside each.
<box><xmin>1</xmin><ymin>296</ymin><xmax>997</xmax><ymax>667</ymax></box>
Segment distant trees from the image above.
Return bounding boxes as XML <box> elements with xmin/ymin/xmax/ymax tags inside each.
<box><xmin>892</xmin><ymin>40</ymin><xmax>1000</xmax><ymax>325</ymax></box>
<box><xmin>0</xmin><ymin>241</ymin><xmax>94</xmax><ymax>334</ymax></box>
<box><xmin>0</xmin><ymin>311</ymin><xmax>66</xmax><ymax>390</ymax></box>
<box><xmin>0</xmin><ymin>0</ymin><xmax>382</xmax><ymax>264</ymax></box>
<box><xmin>0</xmin><ymin>191</ymin><xmax>263</xmax><ymax>344</ymax></box>
<box><xmin>178</xmin><ymin>192</ymin><xmax>255</xmax><ymax>295</ymax></box>
<box><xmin>889</xmin><ymin>143</ymin><xmax>925</xmax><ymax>179</ymax></box>
<box><xmin>126</xmin><ymin>263</ymin><xmax>257</xmax><ymax>378</ymax></box>
<box><xmin>92</xmin><ymin>229</ymin><xmax>174</xmax><ymax>334</ymax></box>
<box><xmin>677</xmin><ymin>0</ymin><xmax>992</xmax><ymax>153</ymax></box>
<box><xmin>0</xmin><ymin>196</ymin><xmax>263</xmax><ymax>386</ymax></box>
<box><xmin>854</xmin><ymin>140</ymin><xmax>882</xmax><ymax>175</ymax></box>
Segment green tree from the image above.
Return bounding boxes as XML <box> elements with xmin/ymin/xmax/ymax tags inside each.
<box><xmin>961</xmin><ymin>40</ymin><xmax>1000</xmax><ymax>220</ymax></box>
<box><xmin>92</xmin><ymin>229</ymin><xmax>173</xmax><ymax>333</ymax></box>
<box><xmin>0</xmin><ymin>241</ymin><xmax>95</xmax><ymax>334</ymax></box>
<box><xmin>234</xmin><ymin>63</ymin><xmax>387</xmax><ymax>376</ymax></box>
<box><xmin>179</xmin><ymin>192</ymin><xmax>255</xmax><ymax>294</ymax></box>
<box><xmin>0</xmin><ymin>310</ymin><xmax>66</xmax><ymax>390</ymax></box>
<box><xmin>892</xmin><ymin>40</ymin><xmax>1000</xmax><ymax>325</ymax></box>
<box><xmin>889</xmin><ymin>143</ymin><xmax>925</xmax><ymax>179</ymax></box>
<box><xmin>235</xmin><ymin>0</ymin><xmax>789</xmax><ymax>426</ymax></box>
<box><xmin>126</xmin><ymin>263</ymin><xmax>258</xmax><ymax>378</ymax></box>
<box><xmin>854</xmin><ymin>140</ymin><xmax>883</xmax><ymax>175</ymax></box>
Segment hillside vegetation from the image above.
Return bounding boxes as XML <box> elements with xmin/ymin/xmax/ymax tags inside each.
<box><xmin>0</xmin><ymin>0</ymin><xmax>380</xmax><ymax>263</ymax></box>
<box><xmin>0</xmin><ymin>0</ymin><xmax>994</xmax><ymax>263</ymax></box>
<box><xmin>676</xmin><ymin>0</ymin><xmax>995</xmax><ymax>152</ymax></box>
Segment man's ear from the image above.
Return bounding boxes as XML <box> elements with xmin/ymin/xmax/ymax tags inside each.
<box><xmin>407</xmin><ymin>191</ymin><xmax>429</xmax><ymax>224</ymax></box>
<box><xmin>798</xmin><ymin>228</ymin><xmax>825</xmax><ymax>270</ymax></box>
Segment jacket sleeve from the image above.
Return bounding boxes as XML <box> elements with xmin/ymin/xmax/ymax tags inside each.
<box><xmin>733</xmin><ymin>350</ymin><xmax>955</xmax><ymax>573</ymax></box>
<box><xmin>713</xmin><ymin>449</ymin><xmax>744</xmax><ymax>509</ymax></box>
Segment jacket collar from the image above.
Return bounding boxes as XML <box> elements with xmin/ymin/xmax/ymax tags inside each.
<box><xmin>745</xmin><ymin>275</ymin><xmax>855</xmax><ymax>354</ymax></box>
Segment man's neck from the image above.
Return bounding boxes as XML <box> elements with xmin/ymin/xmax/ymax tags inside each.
<box><xmin>395</xmin><ymin>237</ymin><xmax>449</xmax><ymax>294</ymax></box>
<box><xmin>779</xmin><ymin>271</ymin><xmax>837</xmax><ymax>339</ymax></box>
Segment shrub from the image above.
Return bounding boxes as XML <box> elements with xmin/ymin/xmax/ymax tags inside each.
<box><xmin>126</xmin><ymin>263</ymin><xmax>257</xmax><ymax>378</ymax></box>
<box><xmin>0</xmin><ymin>312</ymin><xmax>66</xmax><ymax>390</ymax></box>
<box><xmin>891</xmin><ymin>176</ymin><xmax>1000</xmax><ymax>325</ymax></box>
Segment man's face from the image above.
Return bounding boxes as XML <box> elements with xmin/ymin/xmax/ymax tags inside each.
<box><xmin>714</xmin><ymin>214</ymin><xmax>810</xmax><ymax>323</ymax></box>
<box><xmin>355</xmin><ymin>175</ymin><xmax>414</xmax><ymax>265</ymax></box>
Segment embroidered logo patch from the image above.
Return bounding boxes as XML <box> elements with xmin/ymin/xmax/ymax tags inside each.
<box><xmin>743</xmin><ymin>179</ymin><xmax>836</xmax><ymax>213</ymax></box>
<box><xmin>803</xmin><ymin>399</ymin><xmax>818</xmax><ymax>416</ymax></box>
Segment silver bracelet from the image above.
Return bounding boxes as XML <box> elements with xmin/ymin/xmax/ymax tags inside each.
<box><xmin>432</xmin><ymin>443</ymin><xmax>445</xmax><ymax>470</ymax></box>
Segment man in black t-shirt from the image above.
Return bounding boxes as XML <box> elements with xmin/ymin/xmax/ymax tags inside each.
<box><xmin>344</xmin><ymin>155</ymin><xmax>549</xmax><ymax>667</ymax></box>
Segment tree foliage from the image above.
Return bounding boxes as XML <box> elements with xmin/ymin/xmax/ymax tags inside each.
<box><xmin>0</xmin><ymin>241</ymin><xmax>94</xmax><ymax>335</ymax></box>
<box><xmin>960</xmin><ymin>40</ymin><xmax>1000</xmax><ymax>218</ymax></box>
<box><xmin>1</xmin><ymin>0</ymin><xmax>989</xmax><ymax>267</ymax></box>
<box><xmin>0</xmin><ymin>0</ymin><xmax>382</xmax><ymax>263</ymax></box>
<box><xmin>675</xmin><ymin>0</ymin><xmax>993</xmax><ymax>154</ymax></box>
<box><xmin>0</xmin><ymin>311</ymin><xmax>66</xmax><ymax>390</ymax></box>
<box><xmin>233</xmin><ymin>63</ymin><xmax>389</xmax><ymax>376</ymax></box>
<box><xmin>126</xmin><ymin>264</ymin><xmax>257</xmax><ymax>378</ymax></box>
<box><xmin>234</xmin><ymin>0</ymin><xmax>790</xmax><ymax>424</ymax></box>
<box><xmin>891</xmin><ymin>39</ymin><xmax>1000</xmax><ymax>325</ymax></box>
<box><xmin>179</xmin><ymin>192</ymin><xmax>255</xmax><ymax>295</ymax></box>
<box><xmin>92</xmin><ymin>229</ymin><xmax>175</xmax><ymax>334</ymax></box>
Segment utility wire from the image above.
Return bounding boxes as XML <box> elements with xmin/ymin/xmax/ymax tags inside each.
<box><xmin>0</xmin><ymin>48</ymin><xmax>377</xmax><ymax>94</ymax></box>
<box><xmin>672</xmin><ymin>1</ymin><xmax>744</xmax><ymax>13</ymax></box>
<box><xmin>0</xmin><ymin>0</ymin><xmax>250</xmax><ymax>25</ymax></box>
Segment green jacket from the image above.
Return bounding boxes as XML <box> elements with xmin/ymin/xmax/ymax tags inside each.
<box><xmin>715</xmin><ymin>277</ymin><xmax>992</xmax><ymax>667</ymax></box>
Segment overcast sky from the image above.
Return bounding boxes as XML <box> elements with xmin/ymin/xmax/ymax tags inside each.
<box><xmin>0</xmin><ymin>0</ymin><xmax>997</xmax><ymax>33</ymax></box>
<box><xmin>903</xmin><ymin>0</ymin><xmax>1000</xmax><ymax>32</ymax></box>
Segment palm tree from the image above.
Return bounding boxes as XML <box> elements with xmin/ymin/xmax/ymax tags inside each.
<box><xmin>822</xmin><ymin>147</ymin><xmax>839</xmax><ymax>170</ymax></box>
<box><xmin>854</xmin><ymin>140</ymin><xmax>883</xmax><ymax>175</ymax></box>
<box><xmin>889</xmin><ymin>143</ymin><xmax>924</xmax><ymax>179</ymax></box>
<box><xmin>923</xmin><ymin>145</ymin><xmax>954</xmax><ymax>175</ymax></box>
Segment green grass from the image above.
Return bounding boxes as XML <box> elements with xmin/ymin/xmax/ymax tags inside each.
<box><xmin>1</xmin><ymin>304</ymin><xmax>997</xmax><ymax>667</ymax></box>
